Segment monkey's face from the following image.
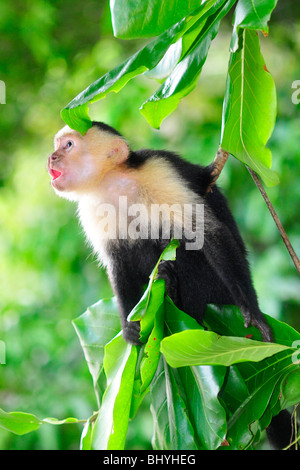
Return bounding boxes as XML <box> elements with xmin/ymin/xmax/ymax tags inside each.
<box><xmin>48</xmin><ymin>125</ymin><xmax>129</xmax><ymax>200</ymax></box>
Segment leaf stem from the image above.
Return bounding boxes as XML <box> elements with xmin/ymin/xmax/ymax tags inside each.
<box><xmin>246</xmin><ymin>166</ymin><xmax>300</xmax><ymax>276</ymax></box>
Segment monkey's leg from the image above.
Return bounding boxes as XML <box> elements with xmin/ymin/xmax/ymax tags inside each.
<box><xmin>108</xmin><ymin>266</ymin><xmax>143</xmax><ymax>345</ymax></box>
<box><xmin>203</xmin><ymin>225</ymin><xmax>273</xmax><ymax>342</ymax></box>
<box><xmin>156</xmin><ymin>259</ymin><xmax>181</xmax><ymax>306</ymax></box>
<box><xmin>115</xmin><ymin>289</ymin><xmax>142</xmax><ymax>345</ymax></box>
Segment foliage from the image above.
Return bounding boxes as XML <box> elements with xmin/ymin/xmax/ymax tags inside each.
<box><xmin>0</xmin><ymin>0</ymin><xmax>299</xmax><ymax>451</ymax></box>
<box><xmin>0</xmin><ymin>242</ymin><xmax>300</xmax><ymax>450</ymax></box>
<box><xmin>220</xmin><ymin>28</ymin><xmax>278</xmax><ymax>186</ymax></box>
<box><xmin>61</xmin><ymin>0</ymin><xmax>279</xmax><ymax>186</ymax></box>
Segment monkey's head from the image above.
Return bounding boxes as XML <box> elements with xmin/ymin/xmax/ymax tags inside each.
<box><xmin>48</xmin><ymin>123</ymin><xmax>129</xmax><ymax>200</ymax></box>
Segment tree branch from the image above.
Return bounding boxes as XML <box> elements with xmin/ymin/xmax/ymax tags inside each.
<box><xmin>206</xmin><ymin>146</ymin><xmax>229</xmax><ymax>194</ymax></box>
<box><xmin>247</xmin><ymin>166</ymin><xmax>300</xmax><ymax>276</ymax></box>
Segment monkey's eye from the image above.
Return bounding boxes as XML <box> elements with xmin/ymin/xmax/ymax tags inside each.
<box><xmin>64</xmin><ymin>140</ymin><xmax>73</xmax><ymax>150</ymax></box>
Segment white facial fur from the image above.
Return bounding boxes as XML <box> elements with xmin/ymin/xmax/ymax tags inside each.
<box><xmin>48</xmin><ymin>125</ymin><xmax>129</xmax><ymax>201</ymax></box>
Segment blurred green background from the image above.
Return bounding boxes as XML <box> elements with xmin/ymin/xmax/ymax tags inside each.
<box><xmin>0</xmin><ymin>0</ymin><xmax>299</xmax><ymax>450</ymax></box>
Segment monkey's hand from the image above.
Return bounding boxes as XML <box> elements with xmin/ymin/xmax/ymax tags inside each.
<box><xmin>122</xmin><ymin>320</ymin><xmax>142</xmax><ymax>346</ymax></box>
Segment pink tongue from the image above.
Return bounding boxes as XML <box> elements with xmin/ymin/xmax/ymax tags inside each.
<box><xmin>52</xmin><ymin>170</ymin><xmax>62</xmax><ymax>180</ymax></box>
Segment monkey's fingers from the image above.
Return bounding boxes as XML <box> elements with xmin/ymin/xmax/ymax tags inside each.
<box><xmin>244</xmin><ymin>315</ymin><xmax>273</xmax><ymax>343</ymax></box>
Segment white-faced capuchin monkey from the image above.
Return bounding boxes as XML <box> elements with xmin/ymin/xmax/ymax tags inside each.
<box><xmin>48</xmin><ymin>121</ymin><xmax>272</xmax><ymax>345</ymax></box>
<box><xmin>48</xmin><ymin>121</ymin><xmax>297</xmax><ymax>450</ymax></box>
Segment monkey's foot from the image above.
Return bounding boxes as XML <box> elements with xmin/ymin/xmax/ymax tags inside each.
<box><xmin>243</xmin><ymin>310</ymin><xmax>273</xmax><ymax>342</ymax></box>
<box><xmin>122</xmin><ymin>320</ymin><xmax>142</xmax><ymax>345</ymax></box>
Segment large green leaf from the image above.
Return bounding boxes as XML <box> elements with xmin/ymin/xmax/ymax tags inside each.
<box><xmin>159</xmin><ymin>299</ymin><xmax>228</xmax><ymax>450</ymax></box>
<box><xmin>130</xmin><ymin>280</ymin><xmax>166</xmax><ymax>418</ymax></box>
<box><xmin>231</xmin><ymin>0</ymin><xmax>279</xmax><ymax>52</ymax></box>
<box><xmin>72</xmin><ymin>298</ymin><xmax>121</xmax><ymax>403</ymax></box>
<box><xmin>129</xmin><ymin>241</ymin><xmax>180</xmax><ymax>415</ymax></box>
<box><xmin>110</xmin><ymin>0</ymin><xmax>203</xmax><ymax>39</ymax></box>
<box><xmin>176</xmin><ymin>365</ymin><xmax>227</xmax><ymax>449</ymax></box>
<box><xmin>161</xmin><ymin>329</ymin><xmax>291</xmax><ymax>368</ymax></box>
<box><xmin>226</xmin><ymin>351</ymin><xmax>298</xmax><ymax>449</ymax></box>
<box><xmin>90</xmin><ymin>335</ymin><xmax>138</xmax><ymax>450</ymax></box>
<box><xmin>203</xmin><ymin>304</ymin><xmax>300</xmax><ymax>449</ymax></box>
<box><xmin>140</xmin><ymin>0</ymin><xmax>236</xmax><ymax>128</ymax></box>
<box><xmin>221</xmin><ymin>28</ymin><xmax>279</xmax><ymax>186</ymax></box>
<box><xmin>61</xmin><ymin>8</ymin><xmax>209</xmax><ymax>133</ymax></box>
<box><xmin>88</xmin><ymin>242</ymin><xmax>179</xmax><ymax>449</ymax></box>
<box><xmin>129</xmin><ymin>239</ymin><xmax>179</xmax><ymax>339</ymax></box>
<box><xmin>151</xmin><ymin>357</ymin><xmax>197</xmax><ymax>450</ymax></box>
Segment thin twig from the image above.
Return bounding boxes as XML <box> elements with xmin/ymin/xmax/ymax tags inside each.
<box><xmin>247</xmin><ymin>166</ymin><xmax>300</xmax><ymax>276</ymax></box>
<box><xmin>282</xmin><ymin>405</ymin><xmax>299</xmax><ymax>450</ymax></box>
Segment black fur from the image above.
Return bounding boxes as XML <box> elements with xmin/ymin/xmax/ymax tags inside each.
<box><xmin>89</xmin><ymin>122</ymin><xmax>292</xmax><ymax>447</ymax></box>
<box><xmin>89</xmin><ymin>128</ymin><xmax>273</xmax><ymax>345</ymax></box>
<box><xmin>92</xmin><ymin>120</ymin><xmax>123</xmax><ymax>137</ymax></box>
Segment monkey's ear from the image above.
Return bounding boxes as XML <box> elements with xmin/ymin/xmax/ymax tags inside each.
<box><xmin>108</xmin><ymin>138</ymin><xmax>129</xmax><ymax>164</ymax></box>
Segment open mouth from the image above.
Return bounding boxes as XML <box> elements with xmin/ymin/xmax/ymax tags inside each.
<box><xmin>49</xmin><ymin>168</ymin><xmax>62</xmax><ymax>180</ymax></box>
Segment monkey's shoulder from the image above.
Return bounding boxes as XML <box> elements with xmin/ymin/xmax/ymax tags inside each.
<box><xmin>128</xmin><ymin>148</ymin><xmax>214</xmax><ymax>198</ymax></box>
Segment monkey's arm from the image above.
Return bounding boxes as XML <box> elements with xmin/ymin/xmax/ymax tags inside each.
<box><xmin>106</xmin><ymin>240</ymin><xmax>165</xmax><ymax>345</ymax></box>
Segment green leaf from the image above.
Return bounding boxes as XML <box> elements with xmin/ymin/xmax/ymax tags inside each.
<box><xmin>129</xmin><ymin>239</ymin><xmax>179</xmax><ymax>340</ymax></box>
<box><xmin>80</xmin><ymin>415</ymin><xmax>93</xmax><ymax>450</ymax></box>
<box><xmin>221</xmin><ymin>28</ymin><xmax>279</xmax><ymax>186</ymax></box>
<box><xmin>130</xmin><ymin>282</ymin><xmax>166</xmax><ymax>417</ymax></box>
<box><xmin>178</xmin><ymin>365</ymin><xmax>227</xmax><ymax>449</ymax></box>
<box><xmin>280</xmin><ymin>369</ymin><xmax>300</xmax><ymax>408</ymax></box>
<box><xmin>161</xmin><ymin>330</ymin><xmax>291</xmax><ymax>368</ymax></box>
<box><xmin>226</xmin><ymin>352</ymin><xmax>297</xmax><ymax>449</ymax></box>
<box><xmin>0</xmin><ymin>409</ymin><xmax>42</xmax><ymax>436</ymax></box>
<box><xmin>0</xmin><ymin>408</ymin><xmax>80</xmax><ymax>436</ymax></box>
<box><xmin>203</xmin><ymin>304</ymin><xmax>300</xmax><ymax>448</ymax></box>
<box><xmin>204</xmin><ymin>304</ymin><xmax>300</xmax><ymax>346</ymax></box>
<box><xmin>61</xmin><ymin>11</ymin><xmax>206</xmax><ymax>133</ymax></box>
<box><xmin>91</xmin><ymin>335</ymin><xmax>137</xmax><ymax>450</ymax></box>
<box><xmin>151</xmin><ymin>357</ymin><xmax>197</xmax><ymax>450</ymax></box>
<box><xmin>129</xmin><ymin>241</ymin><xmax>180</xmax><ymax>416</ymax></box>
<box><xmin>164</xmin><ymin>296</ymin><xmax>202</xmax><ymax>335</ymax></box>
<box><xmin>158</xmin><ymin>238</ymin><xmax>180</xmax><ymax>262</ymax></box>
<box><xmin>110</xmin><ymin>0</ymin><xmax>202</xmax><ymax>39</ymax></box>
<box><xmin>220</xmin><ymin>365</ymin><xmax>250</xmax><ymax>417</ymax></box>
<box><xmin>72</xmin><ymin>298</ymin><xmax>121</xmax><ymax>403</ymax></box>
<box><xmin>42</xmin><ymin>417</ymin><xmax>79</xmax><ymax>425</ymax></box>
<box><xmin>231</xmin><ymin>0</ymin><xmax>279</xmax><ymax>52</ymax></box>
<box><xmin>140</xmin><ymin>0</ymin><xmax>236</xmax><ymax>128</ymax></box>
<box><xmin>144</xmin><ymin>40</ymin><xmax>183</xmax><ymax>81</ymax></box>
<box><xmin>163</xmin><ymin>299</ymin><xmax>227</xmax><ymax>449</ymax></box>
<box><xmin>60</xmin><ymin>102</ymin><xmax>92</xmax><ymax>136</ymax></box>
